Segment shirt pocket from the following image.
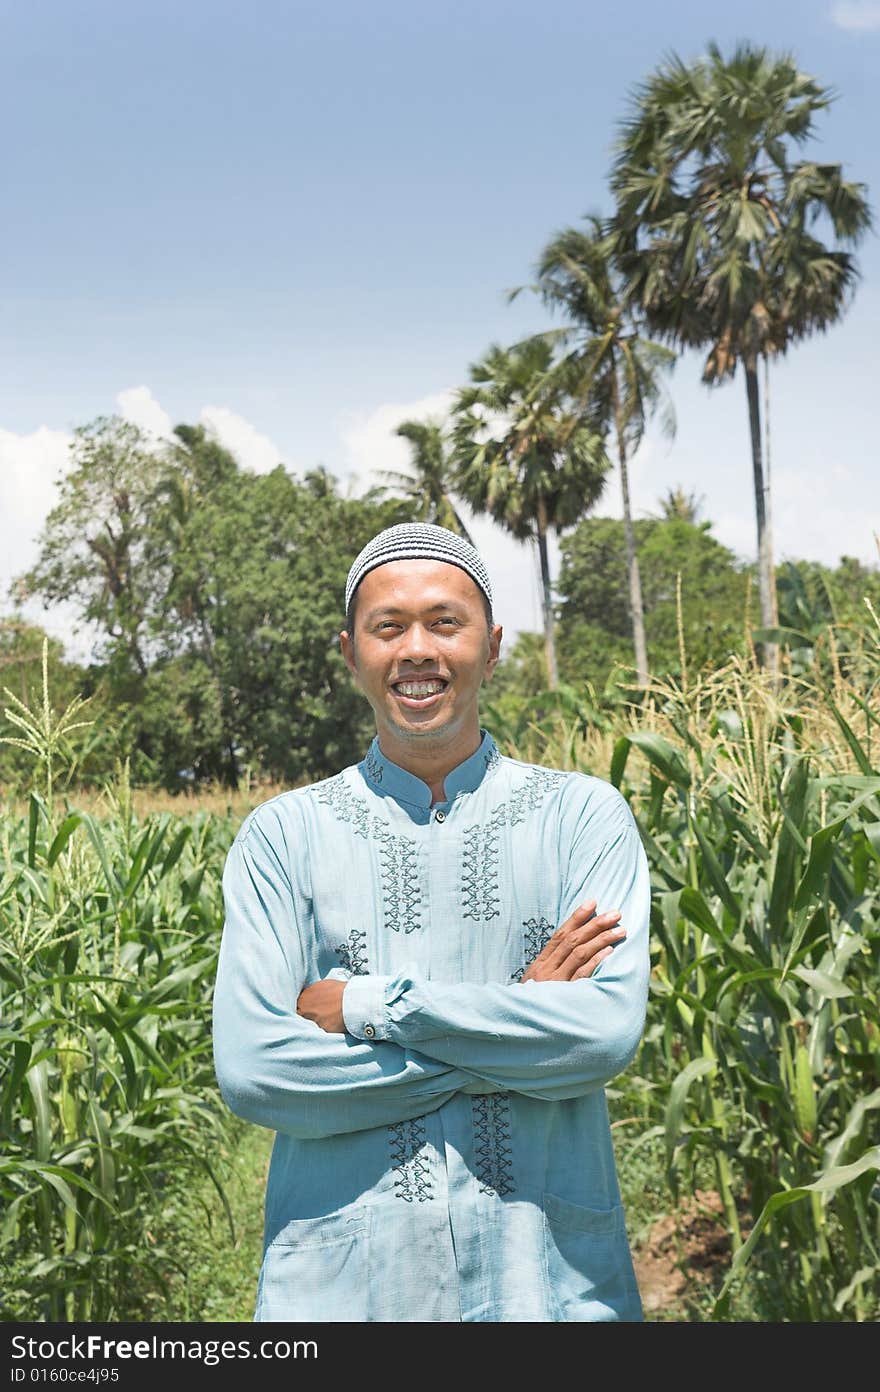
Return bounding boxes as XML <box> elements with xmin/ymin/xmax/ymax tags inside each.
<box><xmin>542</xmin><ymin>1191</ymin><xmax>642</xmax><ymax>1322</ymax></box>
<box><xmin>256</xmin><ymin>1207</ymin><xmax>371</xmax><ymax>1322</ymax></box>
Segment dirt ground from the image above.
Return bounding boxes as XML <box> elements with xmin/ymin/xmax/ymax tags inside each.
<box><xmin>632</xmin><ymin>1188</ymin><xmax>733</xmax><ymax>1319</ymax></box>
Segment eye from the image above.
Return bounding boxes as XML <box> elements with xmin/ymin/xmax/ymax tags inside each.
<box><xmin>435</xmin><ymin>616</ymin><xmax>460</xmax><ymax>627</ymax></box>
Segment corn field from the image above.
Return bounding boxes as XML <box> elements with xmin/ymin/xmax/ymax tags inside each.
<box><xmin>2</xmin><ymin>629</ymin><xmax>879</xmax><ymax>1321</ymax></box>
<box><xmin>490</xmin><ymin>615</ymin><xmax>880</xmax><ymax>1320</ymax></box>
<box><xmin>0</xmin><ymin>659</ymin><xmax>235</xmax><ymax>1320</ymax></box>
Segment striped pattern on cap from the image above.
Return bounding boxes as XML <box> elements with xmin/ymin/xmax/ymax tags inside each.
<box><xmin>345</xmin><ymin>523</ymin><xmax>493</xmax><ymax>614</ymax></box>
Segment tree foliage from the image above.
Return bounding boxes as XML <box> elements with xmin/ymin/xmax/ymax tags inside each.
<box><xmin>610</xmin><ymin>41</ymin><xmax>872</xmax><ymax>657</ymax></box>
<box><xmin>17</xmin><ymin>418</ymin><xmax>411</xmax><ymax>789</ymax></box>
<box><xmin>450</xmin><ymin>335</ymin><xmax>611</xmax><ymax>687</ymax></box>
<box><xmin>556</xmin><ymin>514</ymin><xmax>752</xmax><ymax>690</ymax></box>
<box><xmin>377</xmin><ymin>419</ymin><xmax>475</xmax><ymax>541</ymax></box>
<box><xmin>524</xmin><ymin>214</ymin><xmax>676</xmax><ymax>685</ymax></box>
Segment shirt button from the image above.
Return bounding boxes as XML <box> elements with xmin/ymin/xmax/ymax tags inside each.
<box><xmin>435</xmin><ymin>810</ymin><xmax>446</xmax><ymax>822</ymax></box>
<box><xmin>363</xmin><ymin>1023</ymin><xmax>376</xmax><ymax>1039</ymax></box>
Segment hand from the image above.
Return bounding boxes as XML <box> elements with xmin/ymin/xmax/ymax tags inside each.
<box><xmin>521</xmin><ymin>900</ymin><xmax>625</xmax><ymax>983</ymax></box>
<box><xmin>297</xmin><ymin>978</ymin><xmax>347</xmax><ymax>1033</ymax></box>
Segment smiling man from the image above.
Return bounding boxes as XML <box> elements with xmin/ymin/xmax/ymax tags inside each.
<box><xmin>213</xmin><ymin>522</ymin><xmax>651</xmax><ymax>1322</ymax></box>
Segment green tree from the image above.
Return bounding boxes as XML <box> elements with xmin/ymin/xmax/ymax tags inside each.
<box><xmin>610</xmin><ymin>42</ymin><xmax>872</xmax><ymax>674</ymax></box>
<box><xmin>450</xmin><ymin>336</ymin><xmax>611</xmax><ymax>688</ymax></box>
<box><xmin>523</xmin><ymin>214</ymin><xmax>676</xmax><ymax>688</ymax></box>
<box><xmin>20</xmin><ymin>417</ymin><xmax>412</xmax><ymax>788</ymax></box>
<box><xmin>375</xmin><ymin>419</ymin><xmax>475</xmax><ymax>542</ymax></box>
<box><xmin>556</xmin><ymin>514</ymin><xmax>752</xmax><ymax>691</ymax></box>
<box><xmin>132</xmin><ymin>466</ymin><xmax>410</xmax><ymax>788</ymax></box>
<box><xmin>20</xmin><ymin>417</ymin><xmax>168</xmax><ymax>679</ymax></box>
<box><xmin>653</xmin><ymin>486</ymin><xmax>704</xmax><ymax>523</ymax></box>
<box><xmin>147</xmin><ymin>425</ymin><xmax>242</xmax><ymax>678</ymax></box>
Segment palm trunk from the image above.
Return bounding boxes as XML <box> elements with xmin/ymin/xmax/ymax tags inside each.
<box><xmin>535</xmin><ymin>495</ymin><xmax>558</xmax><ymax>689</ymax></box>
<box><xmin>450</xmin><ymin>504</ymin><xmax>476</xmax><ymax>548</ymax></box>
<box><xmin>616</xmin><ymin>418</ymin><xmax>649</xmax><ymax>689</ymax></box>
<box><xmin>763</xmin><ymin>355</ymin><xmax>779</xmax><ymax>628</ymax></box>
<box><xmin>745</xmin><ymin>360</ymin><xmax>778</xmax><ymax>679</ymax></box>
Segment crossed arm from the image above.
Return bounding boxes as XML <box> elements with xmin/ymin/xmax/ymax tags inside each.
<box><xmin>297</xmin><ymin>899</ymin><xmax>628</xmax><ymax>1032</ymax></box>
<box><xmin>212</xmin><ymin>788</ymin><xmax>650</xmax><ymax>1139</ymax></box>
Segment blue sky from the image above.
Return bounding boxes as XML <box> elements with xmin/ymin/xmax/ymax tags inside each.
<box><xmin>2</xmin><ymin>0</ymin><xmax>878</xmax><ymax>653</ymax></box>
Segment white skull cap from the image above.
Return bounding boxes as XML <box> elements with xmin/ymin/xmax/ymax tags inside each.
<box><xmin>345</xmin><ymin>522</ymin><xmax>493</xmax><ymax>614</ymax></box>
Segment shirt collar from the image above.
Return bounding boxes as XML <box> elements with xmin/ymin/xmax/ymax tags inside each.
<box><xmin>360</xmin><ymin>728</ymin><xmax>500</xmax><ymax>808</ymax></box>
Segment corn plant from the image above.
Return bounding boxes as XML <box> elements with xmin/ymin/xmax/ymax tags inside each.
<box><xmin>0</xmin><ymin>662</ymin><xmax>236</xmax><ymax>1319</ymax></box>
<box><xmin>608</xmin><ymin>650</ymin><xmax>880</xmax><ymax>1320</ymax></box>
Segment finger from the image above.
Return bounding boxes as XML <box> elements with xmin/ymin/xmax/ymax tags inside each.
<box><xmin>571</xmin><ymin>944</ymin><xmax>614</xmax><ymax>980</ymax></box>
<box><xmin>536</xmin><ymin>902</ymin><xmax>599</xmax><ymax>967</ymax></box>
<box><xmin>529</xmin><ymin>906</ymin><xmax>624</xmax><ymax>978</ymax></box>
<box><xmin>565</xmin><ymin>900</ymin><xmax>598</xmax><ymax>929</ymax></box>
<box><xmin>559</xmin><ymin>913</ymin><xmax>623</xmax><ymax>952</ymax></box>
<box><xmin>558</xmin><ymin>929</ymin><xmax>626</xmax><ymax>978</ymax></box>
<box><xmin>554</xmin><ymin>902</ymin><xmax>598</xmax><ymax>940</ymax></box>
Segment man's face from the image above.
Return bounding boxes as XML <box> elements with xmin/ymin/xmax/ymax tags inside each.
<box><xmin>340</xmin><ymin>559</ymin><xmax>502</xmax><ymax>757</ymax></box>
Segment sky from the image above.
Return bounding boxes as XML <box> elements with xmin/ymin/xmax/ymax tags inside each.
<box><xmin>1</xmin><ymin>0</ymin><xmax>878</xmax><ymax>660</ymax></box>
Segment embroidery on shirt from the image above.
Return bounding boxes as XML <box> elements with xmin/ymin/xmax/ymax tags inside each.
<box><xmin>388</xmin><ymin>1118</ymin><xmax>433</xmax><ymax>1202</ymax></box>
<box><xmin>334</xmin><ymin>928</ymin><xmax>369</xmax><ymax>976</ymax></box>
<box><xmin>483</xmin><ymin>743</ymin><xmax>501</xmax><ymax>774</ymax></box>
<box><xmin>506</xmin><ymin>767</ymin><xmax>567</xmax><ymax>826</ymax></box>
<box><xmin>460</xmin><ymin>771</ymin><xmax>564</xmax><ymax>923</ymax></box>
<box><xmin>363</xmin><ymin>746</ymin><xmax>384</xmax><ymax>784</ymax></box>
<box><xmin>373</xmin><ymin>822</ymin><xmax>422</xmax><ymax>934</ymax></box>
<box><xmin>471</xmin><ymin>1095</ymin><xmax>515</xmax><ymax>1196</ymax></box>
<box><xmin>509</xmin><ymin>916</ymin><xmax>556</xmax><ymax>981</ymax></box>
<box><xmin>461</xmin><ymin>804</ymin><xmax>505</xmax><ymax>921</ymax></box>
<box><xmin>310</xmin><ymin>774</ymin><xmax>371</xmax><ymax>839</ymax></box>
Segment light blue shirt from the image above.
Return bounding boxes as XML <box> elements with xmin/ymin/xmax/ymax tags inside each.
<box><xmin>212</xmin><ymin>729</ymin><xmax>650</xmax><ymax>1322</ymax></box>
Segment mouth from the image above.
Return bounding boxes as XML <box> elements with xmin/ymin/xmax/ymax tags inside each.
<box><xmin>390</xmin><ymin>677</ymin><xmax>449</xmax><ymax>710</ymax></box>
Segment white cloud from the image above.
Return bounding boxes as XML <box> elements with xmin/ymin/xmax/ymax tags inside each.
<box><xmin>116</xmin><ymin>385</ymin><xmax>175</xmax><ymax>441</ymax></box>
<box><xmin>117</xmin><ymin>389</ymin><xmax>286</xmax><ymax>474</ymax></box>
<box><xmin>0</xmin><ymin>425</ymin><xmax>71</xmax><ymax>592</ymax></box>
<box><xmin>199</xmin><ymin>405</ymin><xmax>284</xmax><ymax>475</ymax></box>
<box><xmin>0</xmin><ymin>424</ymin><xmax>98</xmax><ymax>660</ymax></box>
<box><xmin>830</xmin><ymin>2</ymin><xmax>880</xmax><ymax>29</ymax></box>
<box><xmin>339</xmin><ymin>390</ymin><xmax>456</xmax><ymax>487</ymax></box>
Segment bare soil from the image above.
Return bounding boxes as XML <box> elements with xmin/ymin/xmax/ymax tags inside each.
<box><xmin>632</xmin><ymin>1188</ymin><xmax>734</xmax><ymax>1319</ymax></box>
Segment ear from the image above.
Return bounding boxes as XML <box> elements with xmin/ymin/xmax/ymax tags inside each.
<box><xmin>484</xmin><ymin>623</ymin><xmax>502</xmax><ymax>681</ymax></box>
<box><xmin>339</xmin><ymin>629</ymin><xmax>358</xmax><ymax>681</ymax></box>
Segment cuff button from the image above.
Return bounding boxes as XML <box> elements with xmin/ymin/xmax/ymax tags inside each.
<box><xmin>364</xmin><ymin>1023</ymin><xmax>376</xmax><ymax>1039</ymax></box>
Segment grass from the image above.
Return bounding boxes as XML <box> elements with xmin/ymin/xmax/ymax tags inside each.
<box><xmin>0</xmin><ymin>780</ymin><xmax>292</xmax><ymax>825</ymax></box>
<box><xmin>612</xmin><ymin>1094</ymin><xmax>797</xmax><ymax>1323</ymax></box>
<box><xmin>120</xmin><ymin>1119</ymin><xmax>273</xmax><ymax>1322</ymax></box>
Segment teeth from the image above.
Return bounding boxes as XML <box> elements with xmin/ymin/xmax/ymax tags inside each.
<box><xmin>396</xmin><ymin>681</ymin><xmax>445</xmax><ymax>697</ymax></box>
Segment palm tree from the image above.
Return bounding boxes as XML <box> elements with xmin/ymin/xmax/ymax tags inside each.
<box><xmin>376</xmin><ymin>419</ymin><xmax>475</xmax><ymax>543</ymax></box>
<box><xmin>523</xmin><ymin>216</ymin><xmax>676</xmax><ymax>688</ymax></box>
<box><xmin>610</xmin><ymin>41</ymin><xmax>872</xmax><ymax>675</ymax></box>
<box><xmin>450</xmin><ymin>336</ymin><xmax>611</xmax><ymax>688</ymax></box>
<box><xmin>654</xmin><ymin>486</ymin><xmax>704</xmax><ymax>524</ymax></box>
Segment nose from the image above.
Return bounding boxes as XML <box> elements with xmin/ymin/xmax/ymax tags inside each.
<box><xmin>399</xmin><ymin>621</ymin><xmax>438</xmax><ymax>665</ymax></box>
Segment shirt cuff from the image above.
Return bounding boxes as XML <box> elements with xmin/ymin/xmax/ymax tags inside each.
<box><xmin>342</xmin><ymin>975</ymin><xmax>391</xmax><ymax>1041</ymax></box>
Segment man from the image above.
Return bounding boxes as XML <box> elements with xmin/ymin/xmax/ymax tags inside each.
<box><xmin>213</xmin><ymin>522</ymin><xmax>650</xmax><ymax>1322</ymax></box>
